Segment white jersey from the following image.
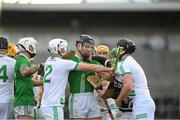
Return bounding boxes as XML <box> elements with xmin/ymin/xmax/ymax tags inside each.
<box><xmin>115</xmin><ymin>56</ymin><xmax>151</xmax><ymax>98</ymax></box>
<box><xmin>0</xmin><ymin>55</ymin><xmax>16</xmax><ymax>103</ymax></box>
<box><xmin>41</xmin><ymin>57</ymin><xmax>78</xmax><ymax>107</ymax></box>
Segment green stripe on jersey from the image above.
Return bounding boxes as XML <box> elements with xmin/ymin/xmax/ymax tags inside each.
<box><xmin>60</xmin><ymin>97</ymin><xmax>65</xmax><ymax>106</ymax></box>
<box><xmin>136</xmin><ymin>113</ymin><xmax>147</xmax><ymax>119</ymax></box>
<box><xmin>120</xmin><ymin>65</ymin><xmax>126</xmax><ymax>74</ymax></box>
<box><xmin>122</xmin><ymin>72</ymin><xmax>131</xmax><ymax>76</ymax></box>
<box><xmin>129</xmin><ymin>90</ymin><xmax>136</xmax><ymax>97</ymax></box>
<box><xmin>80</xmin><ymin>74</ymin><xmax>86</xmax><ymax>92</ymax></box>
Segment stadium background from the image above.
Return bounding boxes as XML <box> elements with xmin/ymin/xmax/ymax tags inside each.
<box><xmin>1</xmin><ymin>0</ymin><xmax>180</xmax><ymax>119</ymax></box>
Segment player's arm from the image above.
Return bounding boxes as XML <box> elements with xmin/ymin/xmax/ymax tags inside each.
<box><xmin>38</xmin><ymin>84</ymin><xmax>44</xmax><ymax>108</ymax></box>
<box><xmin>115</xmin><ymin>74</ymin><xmax>132</xmax><ymax>106</ymax></box>
<box><xmin>76</xmin><ymin>62</ymin><xmax>113</xmax><ymax>72</ymax></box>
<box><xmin>33</xmin><ymin>80</ymin><xmax>43</xmax><ymax>86</ymax></box>
<box><xmin>97</xmin><ymin>71</ymin><xmax>115</xmax><ymax>81</ymax></box>
<box><xmin>32</xmin><ymin>72</ymin><xmax>44</xmax><ymax>86</ymax></box>
<box><xmin>33</xmin><ymin>78</ymin><xmax>43</xmax><ymax>86</ymax></box>
<box><xmin>20</xmin><ymin>63</ymin><xmax>44</xmax><ymax>77</ymax></box>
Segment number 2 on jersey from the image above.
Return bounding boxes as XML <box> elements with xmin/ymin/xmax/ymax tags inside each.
<box><xmin>0</xmin><ymin>65</ymin><xmax>9</xmax><ymax>83</ymax></box>
<box><xmin>44</xmin><ymin>65</ymin><xmax>53</xmax><ymax>83</ymax></box>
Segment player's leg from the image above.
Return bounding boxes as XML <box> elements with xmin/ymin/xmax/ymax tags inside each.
<box><xmin>0</xmin><ymin>103</ymin><xmax>13</xmax><ymax>119</ymax></box>
<box><xmin>118</xmin><ymin>111</ymin><xmax>133</xmax><ymax>120</ymax></box>
<box><xmin>14</xmin><ymin>105</ymin><xmax>34</xmax><ymax>119</ymax></box>
<box><xmin>87</xmin><ymin>93</ymin><xmax>102</xmax><ymax>119</ymax></box>
<box><xmin>133</xmin><ymin>98</ymin><xmax>155</xmax><ymax>120</ymax></box>
<box><xmin>69</xmin><ymin>93</ymin><xmax>90</xmax><ymax>119</ymax></box>
<box><xmin>40</xmin><ymin>106</ymin><xmax>63</xmax><ymax>119</ymax></box>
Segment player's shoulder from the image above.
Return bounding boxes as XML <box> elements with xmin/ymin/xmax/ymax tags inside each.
<box><xmin>16</xmin><ymin>54</ymin><xmax>28</xmax><ymax>62</ymax></box>
<box><xmin>47</xmin><ymin>57</ymin><xmax>75</xmax><ymax>65</ymax></box>
<box><xmin>2</xmin><ymin>55</ymin><xmax>16</xmax><ymax>64</ymax></box>
<box><xmin>59</xmin><ymin>58</ymin><xmax>75</xmax><ymax>64</ymax></box>
<box><xmin>71</xmin><ymin>56</ymin><xmax>80</xmax><ymax>62</ymax></box>
<box><xmin>122</xmin><ymin>56</ymin><xmax>134</xmax><ymax>64</ymax></box>
<box><xmin>121</xmin><ymin>56</ymin><xmax>139</xmax><ymax>71</ymax></box>
<box><xmin>7</xmin><ymin>56</ymin><xmax>16</xmax><ymax>63</ymax></box>
<box><xmin>46</xmin><ymin>57</ymin><xmax>59</xmax><ymax>62</ymax></box>
<box><xmin>127</xmin><ymin>56</ymin><xmax>138</xmax><ymax>66</ymax></box>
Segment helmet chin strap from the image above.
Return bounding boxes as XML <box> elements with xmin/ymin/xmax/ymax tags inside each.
<box><xmin>47</xmin><ymin>48</ymin><xmax>52</xmax><ymax>55</ymax></box>
<box><xmin>76</xmin><ymin>43</ymin><xmax>83</xmax><ymax>58</ymax></box>
<box><xmin>28</xmin><ymin>51</ymin><xmax>36</xmax><ymax>58</ymax></box>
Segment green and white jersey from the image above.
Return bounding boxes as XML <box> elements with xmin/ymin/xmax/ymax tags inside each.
<box><xmin>0</xmin><ymin>55</ymin><xmax>16</xmax><ymax>103</ymax></box>
<box><xmin>41</xmin><ymin>57</ymin><xmax>78</xmax><ymax>107</ymax></box>
<box><xmin>115</xmin><ymin>56</ymin><xmax>150</xmax><ymax>98</ymax></box>
<box><xmin>14</xmin><ymin>54</ymin><xmax>35</xmax><ymax>107</ymax></box>
<box><xmin>68</xmin><ymin>55</ymin><xmax>101</xmax><ymax>93</ymax></box>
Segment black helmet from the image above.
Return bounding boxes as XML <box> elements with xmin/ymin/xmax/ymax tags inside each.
<box><xmin>116</xmin><ymin>38</ymin><xmax>136</xmax><ymax>54</ymax></box>
<box><xmin>0</xmin><ymin>37</ymin><xmax>8</xmax><ymax>50</ymax></box>
<box><xmin>76</xmin><ymin>34</ymin><xmax>95</xmax><ymax>46</ymax></box>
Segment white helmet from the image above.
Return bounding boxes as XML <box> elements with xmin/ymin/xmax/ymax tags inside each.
<box><xmin>48</xmin><ymin>38</ymin><xmax>68</xmax><ymax>56</ymax></box>
<box><xmin>17</xmin><ymin>37</ymin><xmax>37</xmax><ymax>57</ymax></box>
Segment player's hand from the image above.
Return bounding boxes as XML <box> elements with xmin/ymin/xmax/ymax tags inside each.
<box><xmin>41</xmin><ymin>63</ymin><xmax>45</xmax><ymax>67</ymax></box>
<box><xmin>97</xmin><ymin>89</ymin><xmax>105</xmax><ymax>97</ymax></box>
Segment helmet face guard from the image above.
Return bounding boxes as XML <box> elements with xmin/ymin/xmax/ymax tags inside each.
<box><xmin>48</xmin><ymin>38</ymin><xmax>68</xmax><ymax>58</ymax></box>
<box><xmin>76</xmin><ymin>34</ymin><xmax>95</xmax><ymax>61</ymax></box>
<box><xmin>17</xmin><ymin>37</ymin><xmax>37</xmax><ymax>58</ymax></box>
<box><xmin>58</xmin><ymin>40</ymin><xmax>68</xmax><ymax>57</ymax></box>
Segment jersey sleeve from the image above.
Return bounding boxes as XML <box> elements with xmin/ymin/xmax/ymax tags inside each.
<box><xmin>64</xmin><ymin>60</ymin><xmax>79</xmax><ymax>71</ymax></box>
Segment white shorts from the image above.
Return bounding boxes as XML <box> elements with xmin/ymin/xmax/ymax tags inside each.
<box><xmin>118</xmin><ymin>111</ymin><xmax>133</xmax><ymax>120</ymax></box>
<box><xmin>69</xmin><ymin>92</ymin><xmax>101</xmax><ymax>119</ymax></box>
<box><xmin>14</xmin><ymin>105</ymin><xmax>34</xmax><ymax>119</ymax></box>
<box><xmin>0</xmin><ymin>103</ymin><xmax>14</xmax><ymax>119</ymax></box>
<box><xmin>40</xmin><ymin>106</ymin><xmax>64</xmax><ymax>120</ymax></box>
<box><xmin>133</xmin><ymin>97</ymin><xmax>155</xmax><ymax>120</ymax></box>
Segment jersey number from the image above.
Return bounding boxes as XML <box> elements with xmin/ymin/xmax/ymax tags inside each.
<box><xmin>44</xmin><ymin>65</ymin><xmax>52</xmax><ymax>83</ymax></box>
<box><xmin>0</xmin><ymin>65</ymin><xmax>9</xmax><ymax>83</ymax></box>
